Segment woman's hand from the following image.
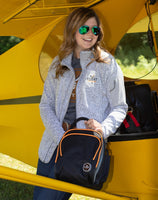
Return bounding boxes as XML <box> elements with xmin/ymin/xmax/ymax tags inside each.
<box><xmin>84</xmin><ymin>119</ymin><xmax>103</xmax><ymax>134</ymax></box>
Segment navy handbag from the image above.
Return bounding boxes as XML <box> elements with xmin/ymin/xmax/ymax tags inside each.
<box><xmin>54</xmin><ymin>117</ymin><xmax>111</xmax><ymax>190</ymax></box>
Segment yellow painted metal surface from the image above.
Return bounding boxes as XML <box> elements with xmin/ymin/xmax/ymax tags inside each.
<box><xmin>103</xmin><ymin>137</ymin><xmax>158</xmax><ymax>199</ymax></box>
<box><xmin>128</xmin><ymin>3</ymin><xmax>158</xmax><ymax>33</ymax></box>
<box><xmin>1</xmin><ymin>136</ymin><xmax>158</xmax><ymax>199</ymax></box>
<box><xmin>0</xmin><ymin>0</ymin><xmax>158</xmax><ymax>49</ymax></box>
<box><xmin>0</xmin><ymin>166</ymin><xmax>130</xmax><ymax>200</ymax></box>
<box><xmin>0</xmin><ymin>17</ymin><xmax>63</xmax><ymax>167</ymax></box>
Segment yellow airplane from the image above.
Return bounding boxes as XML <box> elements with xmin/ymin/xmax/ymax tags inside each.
<box><xmin>0</xmin><ymin>0</ymin><xmax>158</xmax><ymax>199</ymax></box>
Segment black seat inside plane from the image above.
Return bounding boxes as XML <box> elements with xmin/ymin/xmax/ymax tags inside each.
<box><xmin>118</xmin><ymin>82</ymin><xmax>158</xmax><ymax>134</ymax></box>
<box><xmin>108</xmin><ymin>82</ymin><xmax>158</xmax><ymax>142</ymax></box>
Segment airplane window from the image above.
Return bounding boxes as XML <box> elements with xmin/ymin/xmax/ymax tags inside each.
<box><xmin>115</xmin><ymin>32</ymin><xmax>158</xmax><ymax>79</ymax></box>
<box><xmin>39</xmin><ymin>19</ymin><xmax>65</xmax><ymax>82</ymax></box>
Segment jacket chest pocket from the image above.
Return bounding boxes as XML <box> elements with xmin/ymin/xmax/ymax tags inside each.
<box><xmin>85</xmin><ymin>70</ymin><xmax>100</xmax><ymax>87</ymax></box>
<box><xmin>85</xmin><ymin>70</ymin><xmax>98</xmax><ymax>87</ymax></box>
<box><xmin>84</xmin><ymin>70</ymin><xmax>101</xmax><ymax>96</ymax></box>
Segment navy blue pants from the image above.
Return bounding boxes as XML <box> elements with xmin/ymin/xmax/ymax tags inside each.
<box><xmin>33</xmin><ymin>149</ymin><xmax>72</xmax><ymax>200</ymax></box>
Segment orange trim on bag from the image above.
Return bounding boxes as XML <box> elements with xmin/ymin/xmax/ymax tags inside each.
<box><xmin>60</xmin><ymin>133</ymin><xmax>101</xmax><ymax>157</ymax></box>
<box><xmin>55</xmin><ymin>129</ymin><xmax>104</xmax><ymax>168</ymax></box>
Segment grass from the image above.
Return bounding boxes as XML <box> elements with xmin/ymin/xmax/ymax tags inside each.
<box><xmin>0</xmin><ymin>153</ymin><xmax>101</xmax><ymax>200</ymax></box>
<box><xmin>0</xmin><ymin>179</ymin><xmax>34</xmax><ymax>200</ymax></box>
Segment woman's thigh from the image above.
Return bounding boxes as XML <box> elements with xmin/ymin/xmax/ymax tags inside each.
<box><xmin>33</xmin><ymin>149</ymin><xmax>72</xmax><ymax>200</ymax></box>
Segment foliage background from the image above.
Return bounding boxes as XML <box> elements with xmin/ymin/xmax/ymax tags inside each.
<box><xmin>0</xmin><ymin>36</ymin><xmax>23</xmax><ymax>55</ymax></box>
<box><xmin>115</xmin><ymin>32</ymin><xmax>158</xmax><ymax>79</ymax></box>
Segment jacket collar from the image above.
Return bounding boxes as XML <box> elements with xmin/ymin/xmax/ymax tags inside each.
<box><xmin>61</xmin><ymin>50</ymin><xmax>94</xmax><ymax>70</ymax></box>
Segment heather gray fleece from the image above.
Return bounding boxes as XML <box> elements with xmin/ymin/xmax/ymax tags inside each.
<box><xmin>38</xmin><ymin>50</ymin><xmax>128</xmax><ymax>163</ymax></box>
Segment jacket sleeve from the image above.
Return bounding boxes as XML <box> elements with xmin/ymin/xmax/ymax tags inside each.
<box><xmin>101</xmin><ymin>58</ymin><xmax>128</xmax><ymax>138</ymax></box>
<box><xmin>39</xmin><ymin>63</ymin><xmax>65</xmax><ymax>145</ymax></box>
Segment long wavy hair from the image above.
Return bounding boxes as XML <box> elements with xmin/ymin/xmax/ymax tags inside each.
<box><xmin>55</xmin><ymin>7</ymin><xmax>107</xmax><ymax>78</ymax></box>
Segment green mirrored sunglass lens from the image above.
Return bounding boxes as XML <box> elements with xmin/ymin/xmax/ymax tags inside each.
<box><xmin>79</xmin><ymin>26</ymin><xmax>89</xmax><ymax>34</ymax></box>
<box><xmin>92</xmin><ymin>26</ymin><xmax>100</xmax><ymax>35</ymax></box>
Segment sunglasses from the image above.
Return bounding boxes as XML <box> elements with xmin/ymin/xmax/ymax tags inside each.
<box><xmin>79</xmin><ymin>25</ymin><xmax>100</xmax><ymax>36</ymax></box>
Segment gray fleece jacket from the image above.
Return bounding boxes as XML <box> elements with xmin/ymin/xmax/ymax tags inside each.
<box><xmin>38</xmin><ymin>50</ymin><xmax>128</xmax><ymax>163</ymax></box>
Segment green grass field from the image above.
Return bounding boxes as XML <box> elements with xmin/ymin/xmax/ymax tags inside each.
<box><xmin>0</xmin><ymin>153</ymin><xmax>101</xmax><ymax>200</ymax></box>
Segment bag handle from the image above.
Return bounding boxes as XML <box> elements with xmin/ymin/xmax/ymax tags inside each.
<box><xmin>70</xmin><ymin>117</ymin><xmax>89</xmax><ymax>129</ymax></box>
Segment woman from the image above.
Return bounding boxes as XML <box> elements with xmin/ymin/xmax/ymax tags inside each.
<box><xmin>33</xmin><ymin>7</ymin><xmax>128</xmax><ymax>200</ymax></box>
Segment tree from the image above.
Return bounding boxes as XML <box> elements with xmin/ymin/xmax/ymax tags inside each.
<box><xmin>0</xmin><ymin>36</ymin><xmax>23</xmax><ymax>55</ymax></box>
<box><xmin>115</xmin><ymin>32</ymin><xmax>158</xmax><ymax>65</ymax></box>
